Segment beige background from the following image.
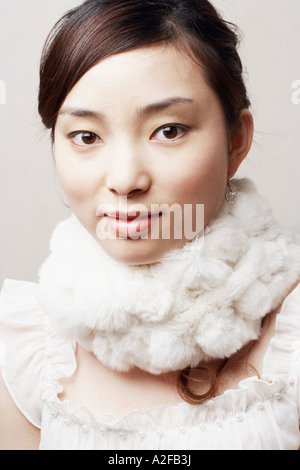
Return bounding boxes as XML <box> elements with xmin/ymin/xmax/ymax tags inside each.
<box><xmin>0</xmin><ymin>0</ymin><xmax>299</xmax><ymax>288</ymax></box>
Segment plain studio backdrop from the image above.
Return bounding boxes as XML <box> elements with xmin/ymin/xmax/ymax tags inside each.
<box><xmin>0</xmin><ymin>0</ymin><xmax>299</xmax><ymax>287</ymax></box>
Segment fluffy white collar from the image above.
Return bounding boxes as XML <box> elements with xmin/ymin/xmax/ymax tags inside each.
<box><xmin>37</xmin><ymin>179</ymin><xmax>300</xmax><ymax>374</ymax></box>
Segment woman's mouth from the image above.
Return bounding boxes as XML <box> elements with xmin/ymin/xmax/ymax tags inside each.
<box><xmin>105</xmin><ymin>211</ymin><xmax>161</xmax><ymax>238</ymax></box>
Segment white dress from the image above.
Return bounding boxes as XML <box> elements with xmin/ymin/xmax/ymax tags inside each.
<box><xmin>0</xmin><ymin>278</ymin><xmax>300</xmax><ymax>450</ymax></box>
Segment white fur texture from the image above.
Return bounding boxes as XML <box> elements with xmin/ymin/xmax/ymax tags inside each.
<box><xmin>37</xmin><ymin>179</ymin><xmax>300</xmax><ymax>374</ymax></box>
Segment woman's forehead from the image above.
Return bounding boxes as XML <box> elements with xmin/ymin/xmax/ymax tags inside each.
<box><xmin>61</xmin><ymin>45</ymin><xmax>214</xmax><ymax>113</ymax></box>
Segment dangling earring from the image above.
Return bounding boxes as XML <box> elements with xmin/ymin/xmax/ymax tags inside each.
<box><xmin>225</xmin><ymin>180</ymin><xmax>237</xmax><ymax>205</ymax></box>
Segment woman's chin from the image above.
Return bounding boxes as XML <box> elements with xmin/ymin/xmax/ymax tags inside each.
<box><xmin>96</xmin><ymin>236</ymin><xmax>184</xmax><ymax>266</ymax></box>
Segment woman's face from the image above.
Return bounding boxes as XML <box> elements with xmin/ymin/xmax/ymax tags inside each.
<box><xmin>54</xmin><ymin>45</ymin><xmax>248</xmax><ymax>265</ymax></box>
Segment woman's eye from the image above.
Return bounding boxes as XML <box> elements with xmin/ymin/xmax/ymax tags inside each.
<box><xmin>152</xmin><ymin>125</ymin><xmax>188</xmax><ymax>142</ymax></box>
<box><xmin>69</xmin><ymin>131</ymin><xmax>101</xmax><ymax>147</ymax></box>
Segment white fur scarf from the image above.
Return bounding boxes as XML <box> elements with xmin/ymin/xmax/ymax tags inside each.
<box><xmin>37</xmin><ymin>179</ymin><xmax>300</xmax><ymax>374</ymax></box>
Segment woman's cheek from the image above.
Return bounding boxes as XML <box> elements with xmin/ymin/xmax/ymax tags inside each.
<box><xmin>55</xmin><ymin>157</ymin><xmax>98</xmax><ymax>203</ymax></box>
<box><xmin>171</xmin><ymin>150</ymin><xmax>228</xmax><ymax>226</ymax></box>
<box><xmin>174</xmin><ymin>149</ymin><xmax>227</xmax><ymax>197</ymax></box>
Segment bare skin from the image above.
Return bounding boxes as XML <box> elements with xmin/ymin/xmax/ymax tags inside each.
<box><xmin>53</xmin><ymin>46</ymin><xmax>253</xmax><ymax>265</ymax></box>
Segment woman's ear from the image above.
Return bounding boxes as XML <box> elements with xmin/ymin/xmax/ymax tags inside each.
<box><xmin>227</xmin><ymin>109</ymin><xmax>254</xmax><ymax>179</ymax></box>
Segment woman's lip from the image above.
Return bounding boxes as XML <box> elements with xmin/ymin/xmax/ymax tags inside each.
<box><xmin>106</xmin><ymin>212</ymin><xmax>153</xmax><ymax>220</ymax></box>
<box><xmin>106</xmin><ymin>213</ymin><xmax>161</xmax><ymax>237</ymax></box>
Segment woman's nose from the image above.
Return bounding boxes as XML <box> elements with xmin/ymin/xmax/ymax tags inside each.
<box><xmin>105</xmin><ymin>142</ymin><xmax>151</xmax><ymax>197</ymax></box>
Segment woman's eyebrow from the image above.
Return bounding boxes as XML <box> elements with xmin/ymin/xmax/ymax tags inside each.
<box><xmin>137</xmin><ymin>97</ymin><xmax>194</xmax><ymax>117</ymax></box>
<box><xmin>58</xmin><ymin>97</ymin><xmax>194</xmax><ymax>121</ymax></box>
<box><xmin>58</xmin><ymin>107</ymin><xmax>105</xmax><ymax>120</ymax></box>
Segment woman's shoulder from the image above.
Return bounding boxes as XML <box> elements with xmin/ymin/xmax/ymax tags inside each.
<box><xmin>0</xmin><ymin>279</ymin><xmax>44</xmax><ymax>449</ymax></box>
<box><xmin>0</xmin><ymin>278</ymin><xmax>76</xmax><ymax>440</ymax></box>
<box><xmin>277</xmin><ymin>281</ymin><xmax>300</xmax><ymax>327</ymax></box>
<box><xmin>0</xmin><ymin>369</ymin><xmax>40</xmax><ymax>450</ymax></box>
<box><xmin>262</xmin><ymin>281</ymin><xmax>300</xmax><ymax>379</ymax></box>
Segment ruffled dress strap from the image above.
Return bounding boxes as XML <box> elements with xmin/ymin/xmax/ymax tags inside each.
<box><xmin>0</xmin><ymin>279</ymin><xmax>76</xmax><ymax>429</ymax></box>
<box><xmin>263</xmin><ymin>284</ymin><xmax>300</xmax><ymax>382</ymax></box>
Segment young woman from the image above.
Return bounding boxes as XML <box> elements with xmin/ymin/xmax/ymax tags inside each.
<box><xmin>0</xmin><ymin>0</ymin><xmax>299</xmax><ymax>450</ymax></box>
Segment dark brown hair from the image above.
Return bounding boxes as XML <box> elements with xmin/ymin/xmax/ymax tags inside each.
<box><xmin>38</xmin><ymin>0</ymin><xmax>250</xmax><ymax>140</ymax></box>
<box><xmin>38</xmin><ymin>0</ymin><xmax>252</xmax><ymax>405</ymax></box>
